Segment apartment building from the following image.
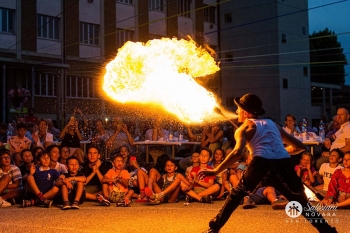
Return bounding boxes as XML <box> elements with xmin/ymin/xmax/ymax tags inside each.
<box><xmin>0</xmin><ymin>0</ymin><xmax>218</xmax><ymax>126</ymax></box>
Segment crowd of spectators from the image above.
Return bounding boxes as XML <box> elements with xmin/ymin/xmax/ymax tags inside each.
<box><xmin>0</xmin><ymin>106</ymin><xmax>349</xmax><ymax>210</ymax></box>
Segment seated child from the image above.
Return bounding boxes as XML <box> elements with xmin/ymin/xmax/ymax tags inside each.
<box><xmin>295</xmin><ymin>152</ymin><xmax>315</xmax><ymax>186</ymax></box>
<box><xmin>23</xmin><ymin>151</ymin><xmax>60</xmax><ymax>208</ymax></box>
<box><xmin>315</xmin><ymin>148</ymin><xmax>343</xmax><ymax>196</ymax></box>
<box><xmin>0</xmin><ymin>149</ymin><xmax>23</xmax><ymax>207</ymax></box>
<box><xmin>211</xmin><ymin>148</ymin><xmax>230</xmax><ymax>199</ymax></box>
<box><xmin>229</xmin><ymin>154</ymin><xmax>252</xmax><ymax>188</ymax></box>
<box><xmin>185</xmin><ymin>152</ymin><xmax>200</xmax><ymax>179</ymax></box>
<box><xmin>60</xmin><ymin>156</ymin><xmax>86</xmax><ymax>210</ymax></box>
<box><xmin>102</xmin><ymin>154</ymin><xmax>134</xmax><ymax>207</ymax></box>
<box><xmin>184</xmin><ymin>147</ymin><xmax>220</xmax><ymax>203</ymax></box>
<box><xmin>19</xmin><ymin>149</ymin><xmax>34</xmax><ymax>187</ymax></box>
<box><xmin>126</xmin><ymin>156</ymin><xmax>149</xmax><ymax>202</ymax></box>
<box><xmin>322</xmin><ymin>152</ymin><xmax>350</xmax><ymax>208</ymax></box>
<box><xmin>7</xmin><ymin>123</ymin><xmax>31</xmax><ymax>167</ymax></box>
<box><xmin>145</xmin><ymin>158</ymin><xmax>191</xmax><ymax>203</ymax></box>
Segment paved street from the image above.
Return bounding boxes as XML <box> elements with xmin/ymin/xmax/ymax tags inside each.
<box><xmin>0</xmin><ymin>200</ymin><xmax>347</xmax><ymax>233</ymax></box>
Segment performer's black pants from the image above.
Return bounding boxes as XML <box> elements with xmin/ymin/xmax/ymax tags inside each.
<box><xmin>208</xmin><ymin>156</ymin><xmax>336</xmax><ymax>233</ymax></box>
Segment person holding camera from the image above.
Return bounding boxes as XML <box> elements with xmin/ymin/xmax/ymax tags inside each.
<box><xmin>105</xmin><ymin>117</ymin><xmax>134</xmax><ymax>155</ymax></box>
<box><xmin>60</xmin><ymin>116</ymin><xmax>84</xmax><ymax>164</ymax></box>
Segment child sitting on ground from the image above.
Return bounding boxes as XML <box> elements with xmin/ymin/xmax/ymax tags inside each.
<box><xmin>211</xmin><ymin>148</ymin><xmax>230</xmax><ymax>199</ymax></box>
<box><xmin>60</xmin><ymin>156</ymin><xmax>86</xmax><ymax>210</ymax></box>
<box><xmin>185</xmin><ymin>152</ymin><xmax>200</xmax><ymax>179</ymax></box>
<box><xmin>184</xmin><ymin>147</ymin><xmax>220</xmax><ymax>203</ymax></box>
<box><xmin>23</xmin><ymin>151</ymin><xmax>61</xmax><ymax>208</ymax></box>
<box><xmin>102</xmin><ymin>154</ymin><xmax>134</xmax><ymax>207</ymax></box>
<box><xmin>322</xmin><ymin>152</ymin><xmax>350</xmax><ymax>208</ymax></box>
<box><xmin>0</xmin><ymin>149</ymin><xmax>23</xmax><ymax>207</ymax></box>
<box><xmin>145</xmin><ymin>158</ymin><xmax>191</xmax><ymax>203</ymax></box>
<box><xmin>295</xmin><ymin>152</ymin><xmax>315</xmax><ymax>186</ymax></box>
<box><xmin>315</xmin><ymin>148</ymin><xmax>343</xmax><ymax>196</ymax></box>
<box><xmin>229</xmin><ymin>154</ymin><xmax>252</xmax><ymax>188</ymax></box>
<box><xmin>126</xmin><ymin>156</ymin><xmax>149</xmax><ymax>202</ymax></box>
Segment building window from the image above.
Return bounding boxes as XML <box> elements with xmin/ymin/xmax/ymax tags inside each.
<box><xmin>149</xmin><ymin>0</ymin><xmax>163</xmax><ymax>11</ymax></box>
<box><xmin>116</xmin><ymin>29</ymin><xmax>134</xmax><ymax>48</ymax></box>
<box><xmin>203</xmin><ymin>4</ymin><xmax>215</xmax><ymax>23</ymax></box>
<box><xmin>37</xmin><ymin>15</ymin><xmax>59</xmax><ymax>39</ymax></box>
<box><xmin>80</xmin><ymin>22</ymin><xmax>99</xmax><ymax>45</ymax></box>
<box><xmin>302</xmin><ymin>26</ymin><xmax>307</xmax><ymax>36</ymax></box>
<box><xmin>34</xmin><ymin>74</ymin><xmax>57</xmax><ymax>97</ymax></box>
<box><xmin>281</xmin><ymin>33</ymin><xmax>287</xmax><ymax>44</ymax></box>
<box><xmin>66</xmin><ymin>76</ymin><xmax>97</xmax><ymax>99</ymax></box>
<box><xmin>0</xmin><ymin>8</ymin><xmax>15</xmax><ymax>34</ymax></box>
<box><xmin>303</xmin><ymin>67</ymin><xmax>308</xmax><ymax>76</ymax></box>
<box><xmin>283</xmin><ymin>78</ymin><xmax>288</xmax><ymax>89</ymax></box>
<box><xmin>178</xmin><ymin>0</ymin><xmax>191</xmax><ymax>18</ymax></box>
<box><xmin>117</xmin><ymin>0</ymin><xmax>133</xmax><ymax>4</ymax></box>
<box><xmin>224</xmin><ymin>13</ymin><xmax>232</xmax><ymax>23</ymax></box>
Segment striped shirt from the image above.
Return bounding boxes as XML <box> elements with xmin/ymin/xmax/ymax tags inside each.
<box><xmin>0</xmin><ymin>165</ymin><xmax>22</xmax><ymax>185</ymax></box>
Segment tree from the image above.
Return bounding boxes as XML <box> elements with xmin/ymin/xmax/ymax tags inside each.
<box><xmin>309</xmin><ymin>28</ymin><xmax>347</xmax><ymax>85</ymax></box>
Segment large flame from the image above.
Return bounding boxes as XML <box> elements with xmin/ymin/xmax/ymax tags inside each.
<box><xmin>103</xmin><ymin>38</ymin><xmax>221</xmax><ymax>123</ymax></box>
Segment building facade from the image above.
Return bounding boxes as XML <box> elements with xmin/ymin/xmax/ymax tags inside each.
<box><xmin>218</xmin><ymin>0</ymin><xmax>323</xmax><ymax>123</ymax></box>
<box><xmin>0</xmin><ymin>0</ymin><xmax>219</xmax><ymax>127</ymax></box>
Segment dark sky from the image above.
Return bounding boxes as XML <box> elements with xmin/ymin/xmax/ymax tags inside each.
<box><xmin>308</xmin><ymin>0</ymin><xmax>350</xmax><ymax>84</ymax></box>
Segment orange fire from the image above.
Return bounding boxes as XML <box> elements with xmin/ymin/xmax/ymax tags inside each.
<box><xmin>103</xmin><ymin>38</ymin><xmax>223</xmax><ymax>123</ymax></box>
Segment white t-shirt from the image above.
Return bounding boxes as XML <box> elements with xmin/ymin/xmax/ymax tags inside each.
<box><xmin>34</xmin><ymin>132</ymin><xmax>54</xmax><ymax>148</ymax></box>
<box><xmin>319</xmin><ymin>163</ymin><xmax>343</xmax><ymax>191</ymax></box>
<box><xmin>330</xmin><ymin>122</ymin><xmax>350</xmax><ymax>150</ymax></box>
<box><xmin>53</xmin><ymin>162</ymin><xmax>68</xmax><ymax>175</ymax></box>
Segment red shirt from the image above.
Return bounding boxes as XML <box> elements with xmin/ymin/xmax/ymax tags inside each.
<box><xmin>190</xmin><ymin>165</ymin><xmax>215</xmax><ymax>187</ymax></box>
<box><xmin>327</xmin><ymin>168</ymin><xmax>350</xmax><ymax>200</ymax></box>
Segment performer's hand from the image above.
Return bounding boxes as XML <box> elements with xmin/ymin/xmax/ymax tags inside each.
<box><xmin>197</xmin><ymin>168</ymin><xmax>216</xmax><ymax>180</ymax></box>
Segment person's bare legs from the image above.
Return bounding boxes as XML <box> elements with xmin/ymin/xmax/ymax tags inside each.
<box><xmin>263</xmin><ymin>187</ymin><xmax>278</xmax><ymax>203</ymax></box>
<box><xmin>26</xmin><ymin>175</ymin><xmax>59</xmax><ymax>199</ymax></box>
<box><xmin>0</xmin><ymin>175</ymin><xmax>11</xmax><ymax>193</ymax></box>
<box><xmin>74</xmin><ymin>182</ymin><xmax>85</xmax><ymax>202</ymax></box>
<box><xmin>85</xmin><ymin>191</ymin><xmax>102</xmax><ymax>201</ymax></box>
<box><xmin>1</xmin><ymin>187</ymin><xmax>22</xmax><ymax>200</ymax></box>
<box><xmin>148</xmin><ymin>168</ymin><xmax>161</xmax><ymax>190</ymax></box>
<box><xmin>198</xmin><ymin>184</ymin><xmax>220</xmax><ymax>197</ymax></box>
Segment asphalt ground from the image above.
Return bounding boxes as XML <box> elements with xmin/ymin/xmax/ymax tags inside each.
<box><xmin>0</xmin><ymin>199</ymin><xmax>347</xmax><ymax>233</ymax></box>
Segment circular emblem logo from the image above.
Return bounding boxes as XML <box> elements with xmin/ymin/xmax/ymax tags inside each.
<box><xmin>285</xmin><ymin>201</ymin><xmax>302</xmax><ymax>218</ymax></box>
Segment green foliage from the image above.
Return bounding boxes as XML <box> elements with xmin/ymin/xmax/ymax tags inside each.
<box><xmin>309</xmin><ymin>28</ymin><xmax>347</xmax><ymax>85</ymax></box>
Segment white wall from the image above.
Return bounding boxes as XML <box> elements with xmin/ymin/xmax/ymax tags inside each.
<box><xmin>37</xmin><ymin>0</ymin><xmax>62</xmax><ymax>16</ymax></box>
<box><xmin>79</xmin><ymin>44</ymin><xmax>100</xmax><ymax>59</ymax></box>
<box><xmin>37</xmin><ymin>39</ymin><xmax>61</xmax><ymax>55</ymax></box>
<box><xmin>178</xmin><ymin>17</ymin><xmax>193</xmax><ymax>39</ymax></box>
<box><xmin>0</xmin><ymin>0</ymin><xmax>15</xmax><ymax>9</ymax></box>
<box><xmin>204</xmin><ymin>22</ymin><xmax>218</xmax><ymax>46</ymax></box>
<box><xmin>0</xmin><ymin>34</ymin><xmax>16</xmax><ymax>50</ymax></box>
<box><xmin>149</xmin><ymin>11</ymin><xmax>166</xmax><ymax>37</ymax></box>
<box><xmin>79</xmin><ymin>0</ymin><xmax>101</xmax><ymax>24</ymax></box>
<box><xmin>116</xmin><ymin>3</ymin><xmax>135</xmax><ymax>29</ymax></box>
